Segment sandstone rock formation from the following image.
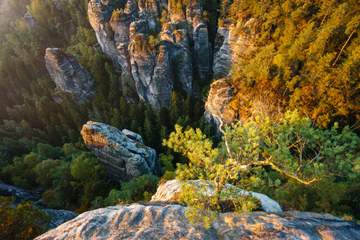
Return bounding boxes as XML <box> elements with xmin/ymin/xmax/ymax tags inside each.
<box><xmin>36</xmin><ymin>203</ymin><xmax>360</xmax><ymax>240</ymax></box>
<box><xmin>205</xmin><ymin>79</ymin><xmax>236</xmax><ymax>130</ymax></box>
<box><xmin>88</xmin><ymin>0</ymin><xmax>211</xmax><ymax>109</ymax></box>
<box><xmin>81</xmin><ymin>121</ymin><xmax>157</xmax><ymax>181</ymax></box>
<box><xmin>151</xmin><ymin>180</ymin><xmax>282</xmax><ymax>213</ymax></box>
<box><xmin>45</xmin><ymin>48</ymin><xmax>95</xmax><ymax>103</ymax></box>
<box><xmin>122</xmin><ymin>129</ymin><xmax>144</xmax><ymax>143</ymax></box>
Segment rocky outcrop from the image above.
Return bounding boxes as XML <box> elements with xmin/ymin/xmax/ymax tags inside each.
<box><xmin>0</xmin><ymin>182</ymin><xmax>40</xmax><ymax>202</ymax></box>
<box><xmin>45</xmin><ymin>48</ymin><xmax>94</xmax><ymax>103</ymax></box>
<box><xmin>81</xmin><ymin>121</ymin><xmax>157</xmax><ymax>181</ymax></box>
<box><xmin>151</xmin><ymin>180</ymin><xmax>282</xmax><ymax>213</ymax></box>
<box><xmin>36</xmin><ymin>203</ymin><xmax>360</xmax><ymax>240</ymax></box>
<box><xmin>205</xmin><ymin>79</ymin><xmax>236</xmax><ymax>130</ymax></box>
<box><xmin>88</xmin><ymin>0</ymin><xmax>211</xmax><ymax>109</ymax></box>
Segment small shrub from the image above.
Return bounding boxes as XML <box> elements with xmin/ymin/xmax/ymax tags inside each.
<box><xmin>104</xmin><ymin>174</ymin><xmax>159</xmax><ymax>205</ymax></box>
<box><xmin>0</xmin><ymin>197</ymin><xmax>50</xmax><ymax>240</ymax></box>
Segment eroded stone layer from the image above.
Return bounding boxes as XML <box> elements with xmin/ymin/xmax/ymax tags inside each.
<box><xmin>81</xmin><ymin>121</ymin><xmax>157</xmax><ymax>181</ymax></box>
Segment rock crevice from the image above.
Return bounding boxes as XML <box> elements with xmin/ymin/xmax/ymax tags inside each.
<box><xmin>206</xmin><ymin>17</ymin><xmax>260</xmax><ymax>127</ymax></box>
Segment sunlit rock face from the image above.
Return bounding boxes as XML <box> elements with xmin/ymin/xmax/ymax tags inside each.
<box><xmin>45</xmin><ymin>48</ymin><xmax>95</xmax><ymax>103</ymax></box>
<box><xmin>88</xmin><ymin>0</ymin><xmax>211</xmax><ymax>109</ymax></box>
<box><xmin>207</xmin><ymin>17</ymin><xmax>260</xmax><ymax>127</ymax></box>
<box><xmin>205</xmin><ymin>79</ymin><xmax>236</xmax><ymax>130</ymax></box>
<box><xmin>36</xmin><ymin>203</ymin><xmax>360</xmax><ymax>240</ymax></box>
<box><xmin>81</xmin><ymin>121</ymin><xmax>157</xmax><ymax>181</ymax></box>
<box><xmin>151</xmin><ymin>180</ymin><xmax>283</xmax><ymax>213</ymax></box>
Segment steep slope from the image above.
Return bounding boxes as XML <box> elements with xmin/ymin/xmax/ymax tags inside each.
<box><xmin>208</xmin><ymin>0</ymin><xmax>360</xmax><ymax>126</ymax></box>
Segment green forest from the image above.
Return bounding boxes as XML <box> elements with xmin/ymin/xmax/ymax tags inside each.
<box><xmin>0</xmin><ymin>0</ymin><xmax>359</xmax><ymax>239</ymax></box>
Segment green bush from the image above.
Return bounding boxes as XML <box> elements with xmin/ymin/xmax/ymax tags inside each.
<box><xmin>0</xmin><ymin>143</ymin><xmax>111</xmax><ymax>212</ymax></box>
<box><xmin>104</xmin><ymin>175</ymin><xmax>159</xmax><ymax>205</ymax></box>
<box><xmin>163</xmin><ymin>110</ymin><xmax>360</xmax><ymax>225</ymax></box>
<box><xmin>0</xmin><ymin>197</ymin><xmax>50</xmax><ymax>240</ymax></box>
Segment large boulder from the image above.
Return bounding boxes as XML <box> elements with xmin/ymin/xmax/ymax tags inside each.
<box><xmin>35</xmin><ymin>203</ymin><xmax>360</xmax><ymax>240</ymax></box>
<box><xmin>151</xmin><ymin>180</ymin><xmax>282</xmax><ymax>214</ymax></box>
<box><xmin>81</xmin><ymin>121</ymin><xmax>157</xmax><ymax>181</ymax></box>
<box><xmin>87</xmin><ymin>0</ymin><xmax>211</xmax><ymax>109</ymax></box>
<box><xmin>45</xmin><ymin>48</ymin><xmax>95</xmax><ymax>103</ymax></box>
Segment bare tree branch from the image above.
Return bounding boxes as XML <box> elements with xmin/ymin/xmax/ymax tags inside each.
<box><xmin>213</xmin><ymin>113</ymin><xmax>233</xmax><ymax>159</ymax></box>
<box><xmin>332</xmin><ymin>30</ymin><xmax>356</xmax><ymax>66</ymax></box>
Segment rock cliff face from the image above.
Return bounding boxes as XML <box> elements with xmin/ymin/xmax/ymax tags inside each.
<box><xmin>81</xmin><ymin>121</ymin><xmax>157</xmax><ymax>181</ymax></box>
<box><xmin>88</xmin><ymin>0</ymin><xmax>211</xmax><ymax>109</ymax></box>
<box><xmin>45</xmin><ymin>48</ymin><xmax>95</xmax><ymax>103</ymax></box>
<box><xmin>205</xmin><ymin>78</ymin><xmax>236</xmax><ymax>130</ymax></box>
<box><xmin>151</xmin><ymin>180</ymin><xmax>282</xmax><ymax>213</ymax></box>
<box><xmin>36</xmin><ymin>203</ymin><xmax>360</xmax><ymax>240</ymax></box>
<box><xmin>205</xmin><ymin>16</ymin><xmax>260</xmax><ymax>126</ymax></box>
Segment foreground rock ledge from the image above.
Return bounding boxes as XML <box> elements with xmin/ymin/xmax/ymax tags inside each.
<box><xmin>36</xmin><ymin>203</ymin><xmax>360</xmax><ymax>240</ymax></box>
